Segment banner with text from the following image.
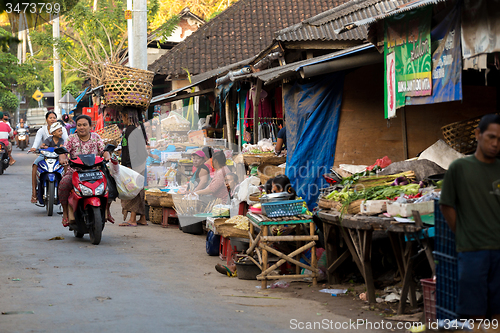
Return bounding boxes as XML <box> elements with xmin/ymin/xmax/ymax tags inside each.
<box><xmin>384</xmin><ymin>6</ymin><xmax>432</xmax><ymax>118</ymax></box>
<box><xmin>406</xmin><ymin>4</ymin><xmax>462</xmax><ymax>106</ymax></box>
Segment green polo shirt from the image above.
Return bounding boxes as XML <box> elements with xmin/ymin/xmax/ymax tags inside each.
<box><xmin>439</xmin><ymin>155</ymin><xmax>500</xmax><ymax>252</ymax></box>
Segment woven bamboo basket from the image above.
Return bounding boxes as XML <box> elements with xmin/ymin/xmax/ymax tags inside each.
<box><xmin>95</xmin><ymin>124</ymin><xmax>122</xmax><ymax>146</ymax></box>
<box><xmin>318</xmin><ymin>198</ymin><xmax>363</xmax><ymax>214</ymax></box>
<box><xmin>249</xmin><ymin>194</ymin><xmax>261</xmax><ymax>202</ymax></box>
<box><xmin>104</xmin><ymin>64</ymin><xmax>154</xmax><ymax>110</ymax></box>
<box><xmin>159</xmin><ymin>193</ymin><xmax>174</xmax><ymax>208</ymax></box>
<box><xmin>441</xmin><ymin>116</ymin><xmax>482</xmax><ymax>154</ymax></box>
<box><xmin>145</xmin><ymin>191</ymin><xmax>162</xmax><ymax>206</ymax></box>
<box><xmin>243</xmin><ymin>154</ymin><xmax>286</xmax><ymax>166</ymax></box>
<box><xmin>257</xmin><ymin>164</ymin><xmax>285</xmax><ymax>184</ymax></box>
<box><xmin>149</xmin><ymin>206</ymin><xmax>163</xmax><ymax>225</ymax></box>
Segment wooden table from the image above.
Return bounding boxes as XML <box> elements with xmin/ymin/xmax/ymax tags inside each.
<box><xmin>318</xmin><ymin>210</ymin><xmax>435</xmax><ymax>314</ymax></box>
<box><xmin>246</xmin><ymin>213</ymin><xmax>319</xmax><ymax>289</ymax></box>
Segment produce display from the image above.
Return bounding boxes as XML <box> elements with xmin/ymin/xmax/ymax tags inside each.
<box><xmin>321</xmin><ymin>170</ymin><xmax>442</xmax><ymax>214</ymax></box>
<box><xmin>225</xmin><ymin>215</ymin><xmax>250</xmax><ymax>230</ymax></box>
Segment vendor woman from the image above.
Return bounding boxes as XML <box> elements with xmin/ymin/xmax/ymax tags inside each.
<box><xmin>195</xmin><ymin>151</ymin><xmax>230</xmax><ymax>201</ymax></box>
<box><xmin>189</xmin><ymin>150</ymin><xmax>210</xmax><ymax>191</ymax></box>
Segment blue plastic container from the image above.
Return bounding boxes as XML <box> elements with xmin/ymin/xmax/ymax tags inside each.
<box><xmin>434</xmin><ymin>199</ymin><xmax>457</xmax><ymax>257</ymax></box>
<box><xmin>436</xmin><ymin>305</ymin><xmax>458</xmax><ymax>321</ymax></box>
<box><xmin>434</xmin><ymin>251</ymin><xmax>458</xmax><ymax>315</ymax></box>
<box><xmin>261</xmin><ymin>200</ymin><xmax>304</xmax><ymax>218</ymax></box>
<box><xmin>206</xmin><ymin>230</ymin><xmax>220</xmax><ymax>256</ymax></box>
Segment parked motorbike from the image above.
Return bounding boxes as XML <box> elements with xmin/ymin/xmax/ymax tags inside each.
<box><xmin>17</xmin><ymin>128</ymin><xmax>28</xmax><ymax>151</ymax></box>
<box><xmin>55</xmin><ymin>145</ymin><xmax>115</xmax><ymax>245</ymax></box>
<box><xmin>35</xmin><ymin>148</ymin><xmax>64</xmax><ymax>216</ymax></box>
<box><xmin>0</xmin><ymin>142</ymin><xmax>10</xmax><ymax>175</ymax></box>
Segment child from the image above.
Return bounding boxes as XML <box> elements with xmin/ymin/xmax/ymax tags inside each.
<box><xmin>272</xmin><ymin>175</ymin><xmax>296</xmax><ymax>199</ymax></box>
<box><xmin>40</xmin><ymin>122</ymin><xmax>65</xmax><ymax>149</ymax></box>
<box><xmin>225</xmin><ymin>173</ymin><xmax>239</xmax><ymax>199</ymax></box>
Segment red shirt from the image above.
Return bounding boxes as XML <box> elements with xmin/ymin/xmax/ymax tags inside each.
<box><xmin>0</xmin><ymin>122</ymin><xmax>12</xmax><ymax>146</ymax></box>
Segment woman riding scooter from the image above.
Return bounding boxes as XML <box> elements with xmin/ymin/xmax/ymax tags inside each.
<box><xmin>29</xmin><ymin>111</ymin><xmax>68</xmax><ymax>203</ymax></box>
<box><xmin>58</xmin><ymin>115</ymin><xmax>112</xmax><ymax>227</ymax></box>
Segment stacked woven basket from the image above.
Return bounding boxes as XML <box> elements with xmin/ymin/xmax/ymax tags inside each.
<box><xmin>103</xmin><ymin>64</ymin><xmax>155</xmax><ymax>111</ymax></box>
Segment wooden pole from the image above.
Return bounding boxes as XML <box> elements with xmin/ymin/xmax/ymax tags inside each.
<box><xmin>261</xmin><ymin>225</ymin><xmax>268</xmax><ymax>289</ymax></box>
<box><xmin>246</xmin><ymin>232</ymin><xmax>261</xmax><ymax>255</ymax></box>
<box><xmin>310</xmin><ymin>221</ymin><xmax>318</xmax><ymax>286</ymax></box>
<box><xmin>259</xmin><ymin>243</ymin><xmax>319</xmax><ymax>276</ymax></box>
<box><xmin>252</xmin><ymin>80</ymin><xmax>262</xmax><ymax>144</ymax></box>
<box><xmin>257</xmin><ymin>274</ymin><xmax>315</xmax><ymax>280</ymax></box>
<box><xmin>261</xmin><ymin>235</ymin><xmax>318</xmax><ymax>242</ymax></box>
<box><xmin>401</xmin><ymin>107</ymin><xmax>408</xmax><ymax>160</ymax></box>
<box><xmin>225</xmin><ymin>96</ymin><xmax>231</xmax><ymax>145</ymax></box>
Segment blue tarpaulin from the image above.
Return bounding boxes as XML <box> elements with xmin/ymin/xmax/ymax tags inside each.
<box><xmin>285</xmin><ymin>73</ymin><xmax>344</xmax><ymax>209</ymax></box>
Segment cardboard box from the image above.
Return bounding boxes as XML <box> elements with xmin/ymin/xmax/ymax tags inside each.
<box><xmin>387</xmin><ymin>201</ymin><xmax>434</xmax><ymax>218</ymax></box>
<box><xmin>360</xmin><ymin>200</ymin><xmax>389</xmax><ymax>215</ymax></box>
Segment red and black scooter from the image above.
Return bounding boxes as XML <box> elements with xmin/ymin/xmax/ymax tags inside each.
<box><xmin>56</xmin><ymin>145</ymin><xmax>115</xmax><ymax>245</ymax></box>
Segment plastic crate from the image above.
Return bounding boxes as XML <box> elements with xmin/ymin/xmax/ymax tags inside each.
<box><xmin>436</xmin><ymin>305</ymin><xmax>458</xmax><ymax>321</ymax></box>
<box><xmin>434</xmin><ymin>199</ymin><xmax>457</xmax><ymax>257</ymax></box>
<box><xmin>261</xmin><ymin>200</ymin><xmax>304</xmax><ymax>218</ymax></box>
<box><xmin>421</xmin><ymin>278</ymin><xmax>436</xmax><ymax>322</ymax></box>
<box><xmin>434</xmin><ymin>251</ymin><xmax>458</xmax><ymax>313</ymax></box>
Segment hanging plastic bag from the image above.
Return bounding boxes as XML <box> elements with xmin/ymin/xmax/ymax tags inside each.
<box><xmin>108</xmin><ymin>163</ymin><xmax>144</xmax><ymax>200</ymax></box>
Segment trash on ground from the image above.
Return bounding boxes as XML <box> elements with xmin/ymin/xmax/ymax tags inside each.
<box><xmin>2</xmin><ymin>311</ymin><xmax>34</xmax><ymax>315</ymax></box>
<box><xmin>49</xmin><ymin>236</ymin><xmax>64</xmax><ymax>241</ymax></box>
<box><xmin>319</xmin><ymin>288</ymin><xmax>347</xmax><ymax>295</ymax></box>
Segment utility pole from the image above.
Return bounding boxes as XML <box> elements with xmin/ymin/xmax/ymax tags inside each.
<box><xmin>131</xmin><ymin>0</ymin><xmax>147</xmax><ymax>70</ymax></box>
<box><xmin>53</xmin><ymin>16</ymin><xmax>62</xmax><ymax>118</ymax></box>
<box><xmin>127</xmin><ymin>0</ymin><xmax>134</xmax><ymax>68</ymax></box>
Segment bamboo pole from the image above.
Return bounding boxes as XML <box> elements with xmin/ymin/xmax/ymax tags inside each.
<box><xmin>246</xmin><ymin>232</ymin><xmax>261</xmax><ymax>255</ymax></box>
<box><xmin>310</xmin><ymin>222</ymin><xmax>318</xmax><ymax>286</ymax></box>
<box><xmin>259</xmin><ymin>243</ymin><xmax>319</xmax><ymax>275</ymax></box>
<box><xmin>261</xmin><ymin>225</ymin><xmax>268</xmax><ymax>289</ymax></box>
<box><xmin>257</xmin><ymin>274</ymin><xmax>315</xmax><ymax>280</ymax></box>
<box><xmin>261</xmin><ymin>235</ymin><xmax>318</xmax><ymax>242</ymax></box>
<box><xmin>246</xmin><ymin>256</ymin><xmax>262</xmax><ymax>270</ymax></box>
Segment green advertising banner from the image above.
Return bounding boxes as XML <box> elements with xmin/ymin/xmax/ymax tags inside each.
<box><xmin>384</xmin><ymin>6</ymin><xmax>432</xmax><ymax>118</ymax></box>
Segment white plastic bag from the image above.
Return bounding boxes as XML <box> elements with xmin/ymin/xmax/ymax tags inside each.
<box><xmin>237</xmin><ymin>176</ymin><xmax>261</xmax><ymax>202</ymax></box>
<box><xmin>108</xmin><ymin>164</ymin><xmax>144</xmax><ymax>200</ymax></box>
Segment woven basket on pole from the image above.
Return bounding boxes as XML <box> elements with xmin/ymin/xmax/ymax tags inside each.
<box><xmin>104</xmin><ymin>64</ymin><xmax>154</xmax><ymax>110</ymax></box>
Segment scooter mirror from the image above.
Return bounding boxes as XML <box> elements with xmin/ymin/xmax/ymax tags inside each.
<box><xmin>104</xmin><ymin>144</ymin><xmax>116</xmax><ymax>152</ymax></box>
<box><xmin>55</xmin><ymin>147</ymin><xmax>68</xmax><ymax>155</ymax></box>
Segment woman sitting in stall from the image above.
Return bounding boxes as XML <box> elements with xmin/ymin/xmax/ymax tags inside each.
<box><xmin>195</xmin><ymin>151</ymin><xmax>230</xmax><ymax>201</ymax></box>
<box><xmin>225</xmin><ymin>172</ymin><xmax>240</xmax><ymax>200</ymax></box>
<box><xmin>271</xmin><ymin>174</ymin><xmax>296</xmax><ymax>199</ymax></box>
<box><xmin>202</xmin><ymin>146</ymin><xmax>215</xmax><ymax>178</ymax></box>
<box><xmin>188</xmin><ymin>150</ymin><xmax>210</xmax><ymax>192</ymax></box>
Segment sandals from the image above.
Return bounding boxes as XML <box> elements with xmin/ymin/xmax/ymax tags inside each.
<box><xmin>62</xmin><ymin>217</ymin><xmax>69</xmax><ymax>227</ymax></box>
<box><xmin>215</xmin><ymin>264</ymin><xmax>237</xmax><ymax>277</ymax></box>
<box><xmin>119</xmin><ymin>222</ymin><xmax>137</xmax><ymax>227</ymax></box>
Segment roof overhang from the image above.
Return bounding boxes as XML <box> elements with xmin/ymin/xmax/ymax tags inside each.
<box><xmin>232</xmin><ymin>43</ymin><xmax>377</xmax><ymax>85</ymax></box>
<box><xmin>334</xmin><ymin>0</ymin><xmax>448</xmax><ymax>34</ymax></box>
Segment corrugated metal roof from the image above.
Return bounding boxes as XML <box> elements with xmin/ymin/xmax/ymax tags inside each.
<box><xmin>275</xmin><ymin>0</ymin><xmax>412</xmax><ymax>43</ymax></box>
<box><xmin>334</xmin><ymin>0</ymin><xmax>448</xmax><ymax>34</ymax></box>
<box><xmin>232</xmin><ymin>43</ymin><xmax>375</xmax><ymax>85</ymax></box>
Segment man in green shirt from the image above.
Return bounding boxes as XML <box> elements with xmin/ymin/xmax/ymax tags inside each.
<box><xmin>440</xmin><ymin>114</ymin><xmax>500</xmax><ymax>323</ymax></box>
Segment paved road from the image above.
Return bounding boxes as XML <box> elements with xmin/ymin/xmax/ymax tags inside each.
<box><xmin>0</xmin><ymin>147</ymin><xmax>401</xmax><ymax>333</ymax></box>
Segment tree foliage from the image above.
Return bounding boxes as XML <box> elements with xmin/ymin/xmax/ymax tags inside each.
<box><xmin>0</xmin><ymin>90</ymin><xmax>19</xmax><ymax>112</ymax></box>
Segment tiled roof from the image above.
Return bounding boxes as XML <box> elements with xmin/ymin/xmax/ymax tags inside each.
<box><xmin>275</xmin><ymin>0</ymin><xmax>411</xmax><ymax>43</ymax></box>
<box><xmin>149</xmin><ymin>0</ymin><xmax>350</xmax><ymax>77</ymax></box>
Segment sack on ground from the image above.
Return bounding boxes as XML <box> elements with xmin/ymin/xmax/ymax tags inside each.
<box><xmin>108</xmin><ymin>164</ymin><xmax>144</xmax><ymax>200</ymax></box>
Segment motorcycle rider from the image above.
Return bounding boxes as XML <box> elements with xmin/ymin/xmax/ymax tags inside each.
<box><xmin>15</xmin><ymin>118</ymin><xmax>29</xmax><ymax>147</ymax></box>
<box><xmin>30</xmin><ymin>111</ymin><xmax>69</xmax><ymax>203</ymax></box>
<box><xmin>1</xmin><ymin>112</ymin><xmax>15</xmax><ymax>165</ymax></box>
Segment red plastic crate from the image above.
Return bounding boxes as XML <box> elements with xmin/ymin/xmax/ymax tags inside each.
<box><xmin>421</xmin><ymin>278</ymin><xmax>436</xmax><ymax>322</ymax></box>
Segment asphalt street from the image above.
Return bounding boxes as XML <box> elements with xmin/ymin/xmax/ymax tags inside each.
<box><xmin>0</xmin><ymin>144</ymin><xmax>398</xmax><ymax>333</ymax></box>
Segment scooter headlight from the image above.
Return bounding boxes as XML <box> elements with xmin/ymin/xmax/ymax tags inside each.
<box><xmin>79</xmin><ymin>185</ymin><xmax>93</xmax><ymax>197</ymax></box>
<box><xmin>73</xmin><ymin>186</ymin><xmax>82</xmax><ymax>196</ymax></box>
<box><xmin>95</xmin><ymin>183</ymin><xmax>105</xmax><ymax>196</ymax></box>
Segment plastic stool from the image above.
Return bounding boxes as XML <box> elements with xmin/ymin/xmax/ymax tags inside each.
<box><xmin>162</xmin><ymin>207</ymin><xmax>178</xmax><ymax>228</ymax></box>
<box><xmin>219</xmin><ymin>236</ymin><xmax>231</xmax><ymax>261</ymax></box>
